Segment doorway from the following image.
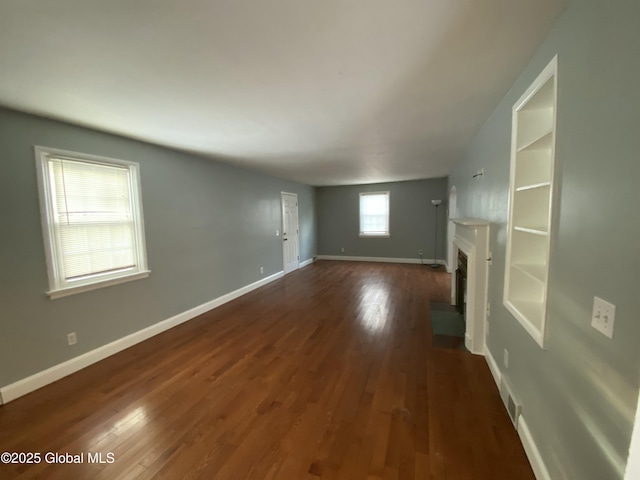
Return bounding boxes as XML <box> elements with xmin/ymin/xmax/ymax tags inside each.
<box><xmin>281</xmin><ymin>192</ymin><xmax>300</xmax><ymax>274</ymax></box>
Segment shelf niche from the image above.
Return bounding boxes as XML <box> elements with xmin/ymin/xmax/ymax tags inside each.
<box><xmin>504</xmin><ymin>55</ymin><xmax>558</xmax><ymax>348</ymax></box>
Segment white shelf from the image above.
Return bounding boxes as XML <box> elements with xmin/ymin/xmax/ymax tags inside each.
<box><xmin>514</xmin><ymin>226</ymin><xmax>548</xmax><ymax>236</ymax></box>
<box><xmin>510</xmin><ymin>230</ymin><xmax>547</xmax><ymax>265</ymax></box>
<box><xmin>509</xmin><ymin>300</ymin><xmax>544</xmax><ymax>329</ymax></box>
<box><xmin>517</xmin><ymin>129</ymin><xmax>553</xmax><ymax>152</ymax></box>
<box><xmin>516</xmin><ymin>182</ymin><xmax>551</xmax><ymax>192</ymax></box>
<box><xmin>512</xmin><ymin>186</ymin><xmax>550</xmax><ymax>230</ymax></box>
<box><xmin>504</xmin><ymin>55</ymin><xmax>557</xmax><ymax>349</ymax></box>
<box><xmin>512</xmin><ymin>263</ymin><xmax>547</xmax><ymax>283</ymax></box>
<box><xmin>517</xmin><ymin>113</ymin><xmax>553</xmax><ymax>149</ymax></box>
<box><xmin>452</xmin><ymin>217</ymin><xmax>490</xmax><ymax>226</ymax></box>
<box><xmin>505</xmin><ymin>300</ymin><xmax>546</xmax><ymax>347</ymax></box>
<box><xmin>514</xmin><ymin>149</ymin><xmax>552</xmax><ymax>188</ymax></box>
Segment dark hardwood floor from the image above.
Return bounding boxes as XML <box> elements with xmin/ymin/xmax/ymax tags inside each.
<box><xmin>0</xmin><ymin>261</ymin><xmax>534</xmax><ymax>479</ymax></box>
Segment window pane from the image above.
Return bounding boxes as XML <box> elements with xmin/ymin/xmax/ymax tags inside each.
<box><xmin>360</xmin><ymin>193</ymin><xmax>389</xmax><ymax>235</ymax></box>
<box><xmin>59</xmin><ymin>223</ymin><xmax>136</xmax><ymax>279</ymax></box>
<box><xmin>48</xmin><ymin>157</ymin><xmax>138</xmax><ymax>281</ymax></box>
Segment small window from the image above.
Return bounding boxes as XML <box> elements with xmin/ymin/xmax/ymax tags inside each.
<box><xmin>359</xmin><ymin>191</ymin><xmax>390</xmax><ymax>237</ymax></box>
<box><xmin>35</xmin><ymin>146</ymin><xmax>150</xmax><ymax>299</ymax></box>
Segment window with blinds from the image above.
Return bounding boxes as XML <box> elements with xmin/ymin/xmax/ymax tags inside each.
<box><xmin>36</xmin><ymin>147</ymin><xmax>149</xmax><ymax>298</ymax></box>
<box><xmin>359</xmin><ymin>191</ymin><xmax>390</xmax><ymax>237</ymax></box>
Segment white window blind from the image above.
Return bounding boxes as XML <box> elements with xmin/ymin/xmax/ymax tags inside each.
<box><xmin>36</xmin><ymin>147</ymin><xmax>149</xmax><ymax>298</ymax></box>
<box><xmin>359</xmin><ymin>192</ymin><xmax>390</xmax><ymax>236</ymax></box>
<box><xmin>49</xmin><ymin>158</ymin><xmax>136</xmax><ymax>280</ymax></box>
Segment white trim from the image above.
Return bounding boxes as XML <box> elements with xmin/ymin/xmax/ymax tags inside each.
<box><xmin>518</xmin><ymin>415</ymin><xmax>551</xmax><ymax>480</ymax></box>
<box><xmin>503</xmin><ymin>56</ymin><xmax>558</xmax><ymax>350</ymax></box>
<box><xmin>514</xmin><ymin>55</ymin><xmax>558</xmax><ymax>111</ymax></box>
<box><xmin>359</xmin><ymin>191</ymin><xmax>390</xmax><ymax>237</ymax></box>
<box><xmin>48</xmin><ymin>270</ymin><xmax>150</xmax><ymax>299</ymax></box>
<box><xmin>281</xmin><ymin>192</ymin><xmax>300</xmax><ymax>275</ymax></box>
<box><xmin>0</xmin><ymin>271</ymin><xmax>284</xmax><ymax>404</ymax></box>
<box><xmin>35</xmin><ymin>146</ymin><xmax>150</xmax><ymax>298</ymax></box>
<box><xmin>299</xmin><ymin>257</ymin><xmax>315</xmax><ymax>268</ymax></box>
<box><xmin>447</xmin><ymin>186</ymin><xmax>458</xmax><ymax>273</ymax></box>
<box><xmin>484</xmin><ymin>346</ymin><xmax>502</xmax><ymax>388</ymax></box>
<box><xmin>464</xmin><ymin>334</ymin><xmax>473</xmax><ymax>352</ymax></box>
<box><xmin>316</xmin><ymin>255</ymin><xmax>446</xmax><ymax>266</ymax></box>
<box><xmin>452</xmin><ymin>220</ymin><xmax>490</xmax><ymax>356</ymax></box>
<box><xmin>625</xmin><ymin>394</ymin><xmax>640</xmax><ymax>479</ymax></box>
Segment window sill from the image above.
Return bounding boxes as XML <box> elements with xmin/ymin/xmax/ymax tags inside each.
<box><xmin>359</xmin><ymin>234</ymin><xmax>391</xmax><ymax>238</ymax></box>
<box><xmin>47</xmin><ymin>270</ymin><xmax>151</xmax><ymax>300</ymax></box>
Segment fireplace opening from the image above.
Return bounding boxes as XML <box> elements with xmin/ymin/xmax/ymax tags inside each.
<box><xmin>456</xmin><ymin>250</ymin><xmax>467</xmax><ymax>317</ymax></box>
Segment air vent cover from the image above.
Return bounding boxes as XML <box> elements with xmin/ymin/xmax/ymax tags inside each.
<box><xmin>500</xmin><ymin>378</ymin><xmax>522</xmax><ymax>428</ymax></box>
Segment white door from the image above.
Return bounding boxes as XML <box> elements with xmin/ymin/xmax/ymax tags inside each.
<box><xmin>281</xmin><ymin>192</ymin><xmax>300</xmax><ymax>274</ymax></box>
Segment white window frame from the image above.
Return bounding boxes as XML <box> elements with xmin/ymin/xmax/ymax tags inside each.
<box><xmin>359</xmin><ymin>191</ymin><xmax>390</xmax><ymax>237</ymax></box>
<box><xmin>35</xmin><ymin>146</ymin><xmax>150</xmax><ymax>299</ymax></box>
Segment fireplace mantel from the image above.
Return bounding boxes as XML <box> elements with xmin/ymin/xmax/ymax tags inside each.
<box><xmin>452</xmin><ymin>218</ymin><xmax>490</xmax><ymax>226</ymax></box>
<box><xmin>451</xmin><ymin>219</ymin><xmax>490</xmax><ymax>355</ymax></box>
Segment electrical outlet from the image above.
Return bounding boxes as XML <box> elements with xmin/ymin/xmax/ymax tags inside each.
<box><xmin>503</xmin><ymin>349</ymin><xmax>509</xmax><ymax>368</ymax></box>
<box><xmin>275</xmin><ymin>229</ymin><xmax>279</xmax><ymax>236</ymax></box>
<box><xmin>260</xmin><ymin>266</ymin><xmax>264</xmax><ymax>274</ymax></box>
<box><xmin>67</xmin><ymin>332</ymin><xmax>77</xmax><ymax>346</ymax></box>
<box><xmin>418</xmin><ymin>249</ymin><xmax>423</xmax><ymax>256</ymax></box>
<box><xmin>591</xmin><ymin>296</ymin><xmax>616</xmax><ymax>339</ymax></box>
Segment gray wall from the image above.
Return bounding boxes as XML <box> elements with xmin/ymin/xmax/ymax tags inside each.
<box><xmin>449</xmin><ymin>0</ymin><xmax>640</xmax><ymax>478</ymax></box>
<box><xmin>0</xmin><ymin>107</ymin><xmax>316</xmax><ymax>387</ymax></box>
<box><xmin>316</xmin><ymin>178</ymin><xmax>448</xmax><ymax>262</ymax></box>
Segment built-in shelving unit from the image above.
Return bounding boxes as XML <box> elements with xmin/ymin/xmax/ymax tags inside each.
<box><xmin>504</xmin><ymin>56</ymin><xmax>557</xmax><ymax>348</ymax></box>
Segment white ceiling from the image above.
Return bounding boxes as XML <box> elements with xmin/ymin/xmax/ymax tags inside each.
<box><xmin>0</xmin><ymin>0</ymin><xmax>564</xmax><ymax>186</ymax></box>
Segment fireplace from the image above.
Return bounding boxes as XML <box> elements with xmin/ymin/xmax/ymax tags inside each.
<box><xmin>455</xmin><ymin>250</ymin><xmax>467</xmax><ymax>316</ymax></box>
<box><xmin>451</xmin><ymin>218</ymin><xmax>490</xmax><ymax>355</ymax></box>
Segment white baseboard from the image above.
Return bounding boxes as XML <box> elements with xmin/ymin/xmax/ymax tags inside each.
<box><xmin>485</xmin><ymin>346</ymin><xmax>502</xmax><ymax>388</ymax></box>
<box><xmin>317</xmin><ymin>255</ymin><xmax>447</xmax><ymax>266</ymax></box>
<box><xmin>0</xmin><ymin>271</ymin><xmax>284</xmax><ymax>404</ymax></box>
<box><xmin>486</xmin><ymin>348</ymin><xmax>549</xmax><ymax>479</ymax></box>
<box><xmin>518</xmin><ymin>415</ymin><xmax>551</xmax><ymax>480</ymax></box>
<box><xmin>299</xmin><ymin>257</ymin><xmax>315</xmax><ymax>268</ymax></box>
<box><xmin>465</xmin><ymin>334</ymin><xmax>473</xmax><ymax>352</ymax></box>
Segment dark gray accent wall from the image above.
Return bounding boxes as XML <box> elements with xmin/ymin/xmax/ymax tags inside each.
<box><xmin>449</xmin><ymin>0</ymin><xmax>640</xmax><ymax>478</ymax></box>
<box><xmin>316</xmin><ymin>179</ymin><xmax>448</xmax><ymax>261</ymax></box>
<box><xmin>0</xmin><ymin>107</ymin><xmax>316</xmax><ymax>387</ymax></box>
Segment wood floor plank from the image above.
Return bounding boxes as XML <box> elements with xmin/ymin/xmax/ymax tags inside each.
<box><xmin>0</xmin><ymin>261</ymin><xmax>534</xmax><ymax>479</ymax></box>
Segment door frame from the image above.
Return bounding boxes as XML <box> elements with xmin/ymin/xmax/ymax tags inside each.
<box><xmin>281</xmin><ymin>192</ymin><xmax>300</xmax><ymax>274</ymax></box>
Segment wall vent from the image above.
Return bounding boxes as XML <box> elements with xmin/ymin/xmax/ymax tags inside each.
<box><xmin>499</xmin><ymin>378</ymin><xmax>521</xmax><ymax>428</ymax></box>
